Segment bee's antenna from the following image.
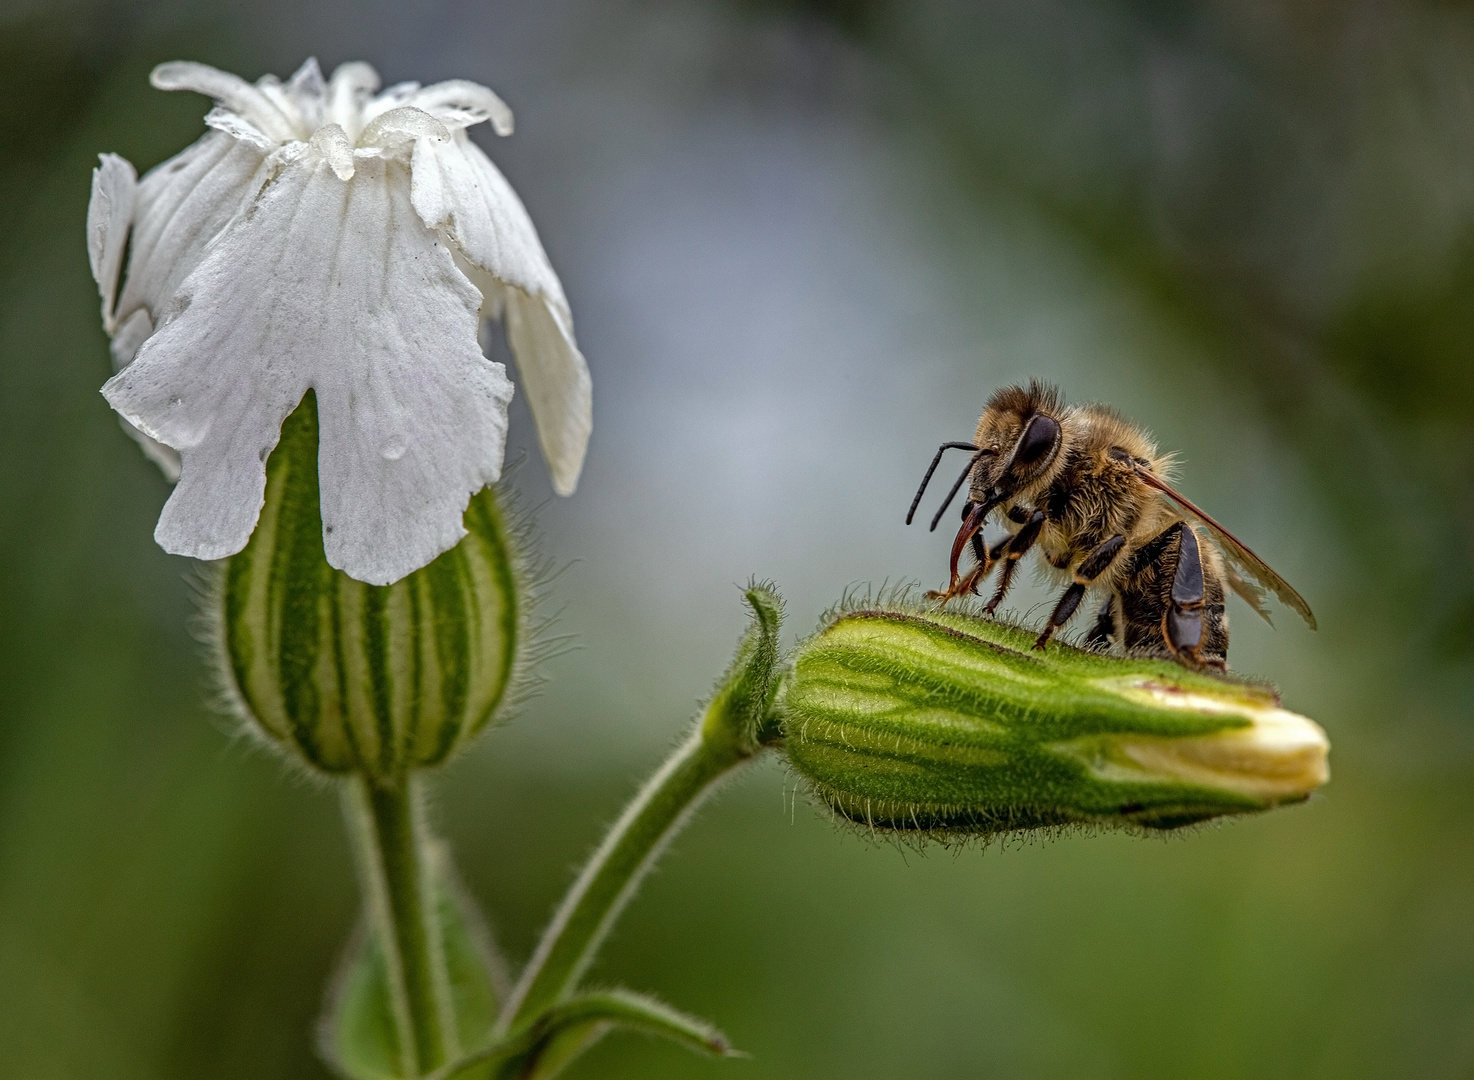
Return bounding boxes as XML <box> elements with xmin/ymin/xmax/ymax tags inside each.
<box><xmin>928</xmin><ymin>451</ymin><xmax>987</xmax><ymax>531</ymax></box>
<box><xmin>905</xmin><ymin>442</ymin><xmax>979</xmax><ymax>525</ymax></box>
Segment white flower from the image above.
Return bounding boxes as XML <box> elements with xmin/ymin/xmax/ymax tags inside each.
<box><xmin>87</xmin><ymin>59</ymin><xmax>592</xmax><ymax>585</ymax></box>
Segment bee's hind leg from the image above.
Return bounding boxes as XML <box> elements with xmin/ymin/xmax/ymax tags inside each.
<box><xmin>1159</xmin><ymin>525</ymin><xmax>1228</xmax><ymax>669</ymax></box>
<box><xmin>1034</xmin><ymin>534</ymin><xmax>1126</xmax><ymax>650</ymax></box>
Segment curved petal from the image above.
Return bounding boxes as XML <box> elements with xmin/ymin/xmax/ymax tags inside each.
<box><xmin>284</xmin><ymin>57</ymin><xmax>326</xmax><ymax>130</ymax></box>
<box><xmin>311</xmin><ymin>123</ymin><xmax>356</xmax><ymax>180</ymax></box>
<box><xmin>327</xmin><ymin>61</ymin><xmax>381</xmax><ymax>140</ymax></box>
<box><xmin>87</xmin><ymin>153</ymin><xmax>136</xmax><ymax>332</ymax></box>
<box><xmin>115</xmin><ymin>131</ymin><xmax>268</xmax><ymax>327</ymax></box>
<box><xmin>362</xmin><ymin>81</ymin><xmax>421</xmax><ymax>124</ymax></box>
<box><xmin>203</xmin><ymin>105</ymin><xmax>276</xmax><ymax>151</ymax></box>
<box><xmin>359</xmin><ymin>106</ymin><xmax>451</xmax><ymax>156</ymax></box>
<box><xmin>109</xmin><ymin>306</ymin><xmax>182</xmax><ymax>482</ymax></box>
<box><xmin>503</xmin><ymin>286</ymin><xmax>592</xmax><ymax>495</ymax></box>
<box><xmin>409</xmin><ymin>135</ymin><xmax>590</xmax><ymax>493</ymax></box>
<box><xmin>403</xmin><ymin>79</ymin><xmax>513</xmax><ymax>135</ymax></box>
<box><xmin>409</xmin><ymin>134</ymin><xmax>564</xmax><ymax>303</ymax></box>
<box><xmin>110</xmin><ymin>307</ymin><xmax>153</xmax><ymax>369</ymax></box>
<box><xmin>151</xmin><ymin>61</ymin><xmax>299</xmax><ymax>144</ymax></box>
<box><xmin>102</xmin><ymin>149</ymin><xmax>513</xmax><ymax>585</ymax></box>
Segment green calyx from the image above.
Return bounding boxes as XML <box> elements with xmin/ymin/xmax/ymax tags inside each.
<box><xmin>701</xmin><ymin>582</ymin><xmax>786</xmax><ymax>756</ymax></box>
<box><xmin>219</xmin><ymin>392</ymin><xmax>522</xmax><ymax>780</ymax></box>
<box><xmin>778</xmin><ymin>602</ymin><xmax>1330</xmax><ymax>838</ymax></box>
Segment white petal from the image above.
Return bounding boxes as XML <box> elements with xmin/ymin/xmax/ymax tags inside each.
<box><xmin>115</xmin><ymin>132</ymin><xmax>268</xmax><ymax>325</ymax></box>
<box><xmin>327</xmin><ymin>61</ymin><xmax>381</xmax><ymax>140</ymax></box>
<box><xmin>410</xmin><ymin>135</ymin><xmax>590</xmax><ymax>493</ymax></box>
<box><xmin>87</xmin><ymin>153</ymin><xmax>136</xmax><ymax>333</ymax></box>
<box><xmin>285</xmin><ymin>57</ymin><xmax>326</xmax><ymax>130</ymax></box>
<box><xmin>110</xmin><ymin>307</ymin><xmax>153</xmax><ymax>369</ymax></box>
<box><xmin>102</xmin><ymin>149</ymin><xmax>514</xmax><ymax>586</ymax></box>
<box><xmin>409</xmin><ymin>135</ymin><xmax>565</xmax><ymax>303</ymax></box>
<box><xmin>359</xmin><ymin>106</ymin><xmax>451</xmax><ymax>155</ymax></box>
<box><xmin>151</xmin><ymin>61</ymin><xmax>298</xmax><ymax>144</ymax></box>
<box><xmin>311</xmin><ymin>124</ymin><xmax>356</xmax><ymax>180</ymax></box>
<box><xmin>363</xmin><ymin>81</ymin><xmax>422</xmax><ymax>124</ymax></box>
<box><xmin>118</xmin><ymin>417</ymin><xmax>183</xmax><ymax>482</ymax></box>
<box><xmin>109</xmin><ymin>303</ymin><xmax>182</xmax><ymax>480</ymax></box>
<box><xmin>254</xmin><ymin>77</ymin><xmax>306</xmax><ymax>136</ymax></box>
<box><xmin>503</xmin><ymin>287</ymin><xmax>592</xmax><ymax>496</ymax></box>
<box><xmin>203</xmin><ymin>105</ymin><xmax>276</xmax><ymax>151</ymax></box>
<box><xmin>403</xmin><ymin>79</ymin><xmax>513</xmax><ymax>135</ymax></box>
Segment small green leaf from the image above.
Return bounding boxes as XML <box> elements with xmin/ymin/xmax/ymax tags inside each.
<box><xmin>436</xmin><ymin>989</ymin><xmax>737</xmax><ymax>1080</ymax></box>
<box><xmin>701</xmin><ymin>582</ymin><xmax>785</xmax><ymax>755</ymax></box>
<box><xmin>323</xmin><ymin>857</ymin><xmax>505</xmax><ymax>1080</ymax></box>
<box><xmin>324</xmin><ymin>921</ymin><xmax>403</xmax><ymax>1080</ymax></box>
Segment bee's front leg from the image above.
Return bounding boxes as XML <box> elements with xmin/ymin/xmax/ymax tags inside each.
<box><xmin>926</xmin><ymin>500</ymin><xmax>991</xmax><ymax>602</ymax></box>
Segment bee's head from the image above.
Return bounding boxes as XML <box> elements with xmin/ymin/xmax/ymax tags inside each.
<box><xmin>970</xmin><ymin>380</ymin><xmax>1067</xmax><ymax>501</ymax></box>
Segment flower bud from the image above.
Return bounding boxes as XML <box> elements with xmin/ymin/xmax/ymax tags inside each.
<box><xmin>220</xmin><ymin>393</ymin><xmax>521</xmax><ymax>780</ymax></box>
<box><xmin>779</xmin><ymin>605</ymin><xmax>1328</xmax><ymax>836</ymax></box>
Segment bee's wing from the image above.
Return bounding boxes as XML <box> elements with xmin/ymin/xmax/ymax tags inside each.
<box><xmin>1133</xmin><ymin>466</ymin><xmax>1317</xmax><ymax>630</ymax></box>
<box><xmin>1223</xmin><ymin>563</ymin><xmax>1273</xmax><ymax>626</ymax></box>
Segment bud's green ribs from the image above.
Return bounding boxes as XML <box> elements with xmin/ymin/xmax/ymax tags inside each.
<box><xmin>782</xmin><ymin>606</ymin><xmax>1328</xmax><ymax>835</ymax></box>
<box><xmin>222</xmin><ymin>393</ymin><xmax>519</xmax><ymax>779</ymax></box>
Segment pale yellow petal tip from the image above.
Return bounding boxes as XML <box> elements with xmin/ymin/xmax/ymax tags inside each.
<box><xmin>1114</xmin><ymin>687</ymin><xmax>1330</xmax><ymax>803</ymax></box>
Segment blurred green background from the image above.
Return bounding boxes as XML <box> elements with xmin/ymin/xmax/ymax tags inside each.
<box><xmin>3</xmin><ymin>0</ymin><xmax>1473</xmax><ymax>1076</ymax></box>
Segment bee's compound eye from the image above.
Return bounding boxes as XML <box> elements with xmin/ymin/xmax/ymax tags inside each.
<box><xmin>1014</xmin><ymin>414</ymin><xmax>1060</xmax><ymax>468</ymax></box>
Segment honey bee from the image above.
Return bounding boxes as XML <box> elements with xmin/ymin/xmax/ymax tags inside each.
<box><xmin>905</xmin><ymin>381</ymin><xmax>1315</xmax><ymax>669</ymax></box>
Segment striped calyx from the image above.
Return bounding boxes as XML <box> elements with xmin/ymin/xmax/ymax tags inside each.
<box><xmin>221</xmin><ymin>392</ymin><xmax>520</xmax><ymax>780</ymax></box>
<box><xmin>779</xmin><ymin>605</ymin><xmax>1329</xmax><ymax>838</ymax></box>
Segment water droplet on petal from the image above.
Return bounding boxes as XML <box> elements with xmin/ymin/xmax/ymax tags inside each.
<box><xmin>382</xmin><ymin>442</ymin><xmax>407</xmax><ymax>461</ymax></box>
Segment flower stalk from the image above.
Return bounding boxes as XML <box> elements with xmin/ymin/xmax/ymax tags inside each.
<box><xmin>342</xmin><ymin>774</ymin><xmax>457</xmax><ymax>1076</ymax></box>
<box><xmin>499</xmin><ymin>729</ymin><xmax>744</xmax><ymax>1033</ymax></box>
<box><xmin>496</xmin><ymin>586</ymin><xmax>784</xmax><ymax>1037</ymax></box>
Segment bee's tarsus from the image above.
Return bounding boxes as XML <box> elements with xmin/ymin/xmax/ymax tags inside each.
<box><xmin>1170</xmin><ymin>522</ymin><xmax>1204</xmax><ymax>605</ymax></box>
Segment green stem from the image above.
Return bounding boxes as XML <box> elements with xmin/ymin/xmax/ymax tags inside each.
<box><xmin>497</xmin><ymin>727</ymin><xmax>756</xmax><ymax>1034</ymax></box>
<box><xmin>343</xmin><ymin>773</ymin><xmax>456</xmax><ymax>1076</ymax></box>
